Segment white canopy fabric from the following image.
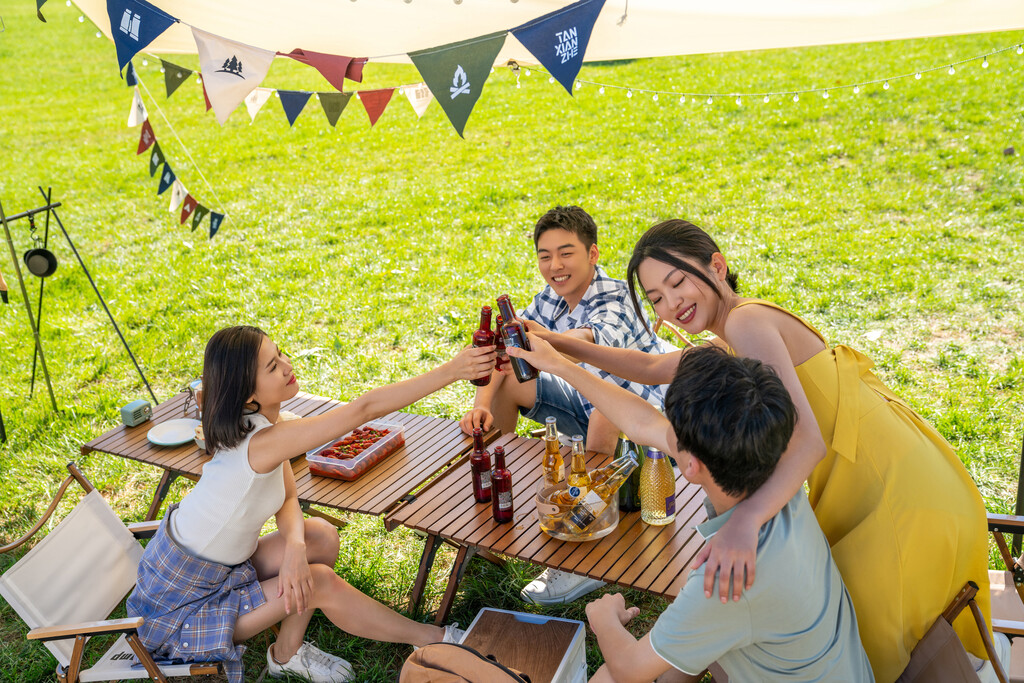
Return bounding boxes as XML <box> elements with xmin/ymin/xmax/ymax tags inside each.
<box><xmin>75</xmin><ymin>0</ymin><xmax>1024</xmax><ymax>66</ymax></box>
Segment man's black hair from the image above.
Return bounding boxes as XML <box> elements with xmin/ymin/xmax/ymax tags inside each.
<box><xmin>533</xmin><ymin>206</ymin><xmax>598</xmax><ymax>250</ymax></box>
<box><xmin>665</xmin><ymin>345</ymin><xmax>796</xmax><ymax>497</ymax></box>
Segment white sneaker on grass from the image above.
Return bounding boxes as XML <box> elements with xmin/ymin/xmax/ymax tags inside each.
<box><xmin>414</xmin><ymin>623</ymin><xmax>465</xmax><ymax>650</ymax></box>
<box><xmin>520</xmin><ymin>568</ymin><xmax>606</xmax><ymax>605</ymax></box>
<box><xmin>267</xmin><ymin>641</ymin><xmax>354</xmax><ymax>683</ymax></box>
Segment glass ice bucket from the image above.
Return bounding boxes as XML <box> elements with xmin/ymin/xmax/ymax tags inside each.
<box><xmin>535</xmin><ymin>481</ymin><xmax>619</xmax><ymax>542</ymax></box>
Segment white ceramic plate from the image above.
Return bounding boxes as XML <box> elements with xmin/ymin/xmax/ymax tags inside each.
<box><xmin>147</xmin><ymin>418</ymin><xmax>201</xmax><ymax>447</ymax></box>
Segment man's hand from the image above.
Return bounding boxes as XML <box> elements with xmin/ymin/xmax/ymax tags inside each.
<box><xmin>459</xmin><ymin>407</ymin><xmax>494</xmax><ymax>435</ymax></box>
<box><xmin>586</xmin><ymin>593</ymin><xmax>641</xmax><ymax>629</ymax></box>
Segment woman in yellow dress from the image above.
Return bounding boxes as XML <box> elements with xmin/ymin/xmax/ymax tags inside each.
<box><xmin>528</xmin><ymin>219</ymin><xmax>991</xmax><ymax>682</ymax></box>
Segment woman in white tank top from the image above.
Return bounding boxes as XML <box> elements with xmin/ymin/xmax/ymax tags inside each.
<box><xmin>128</xmin><ymin>325</ymin><xmax>496</xmax><ymax>683</ymax></box>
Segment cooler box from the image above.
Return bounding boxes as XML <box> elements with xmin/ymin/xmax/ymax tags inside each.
<box><xmin>459</xmin><ymin>608</ymin><xmax>587</xmax><ymax>683</ymax></box>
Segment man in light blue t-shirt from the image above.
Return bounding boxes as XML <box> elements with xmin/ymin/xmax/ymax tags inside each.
<box><xmin>510</xmin><ymin>340</ymin><xmax>873</xmax><ymax>682</ymax></box>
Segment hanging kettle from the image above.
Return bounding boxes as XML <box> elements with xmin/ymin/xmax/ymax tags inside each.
<box><xmin>23</xmin><ymin>247</ymin><xmax>58</xmax><ymax>278</ymax></box>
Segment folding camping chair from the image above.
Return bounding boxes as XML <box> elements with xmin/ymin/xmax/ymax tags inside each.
<box><xmin>0</xmin><ymin>462</ymin><xmax>220</xmax><ymax>682</ymax></box>
<box><xmin>988</xmin><ymin>513</ymin><xmax>1024</xmax><ymax>683</ymax></box>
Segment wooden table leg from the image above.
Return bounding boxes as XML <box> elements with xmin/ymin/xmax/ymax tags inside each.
<box><xmin>434</xmin><ymin>544</ymin><xmax>478</xmax><ymax>626</ymax></box>
<box><xmin>300</xmin><ymin>503</ymin><xmax>348</xmax><ymax>530</ymax></box>
<box><xmin>409</xmin><ymin>533</ymin><xmax>443</xmax><ymax>617</ymax></box>
<box><xmin>145</xmin><ymin>470</ymin><xmax>179</xmax><ymax>521</ymax></box>
<box><xmin>476</xmin><ymin>548</ymin><xmax>506</xmax><ymax>567</ymax></box>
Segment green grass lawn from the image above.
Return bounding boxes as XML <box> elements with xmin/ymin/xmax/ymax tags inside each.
<box><xmin>1</xmin><ymin>2</ymin><xmax>1023</xmax><ymax>679</ymax></box>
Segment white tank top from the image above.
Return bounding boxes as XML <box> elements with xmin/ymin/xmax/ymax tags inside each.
<box><xmin>171</xmin><ymin>413</ymin><xmax>286</xmax><ymax>565</ymax></box>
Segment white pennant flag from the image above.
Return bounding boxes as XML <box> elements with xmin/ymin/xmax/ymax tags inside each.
<box><xmin>193</xmin><ymin>27</ymin><xmax>275</xmax><ymax>125</ymax></box>
<box><xmin>168</xmin><ymin>179</ymin><xmax>188</xmax><ymax>213</ymax></box>
<box><xmin>127</xmin><ymin>86</ymin><xmax>147</xmax><ymax>127</ymax></box>
<box><xmin>402</xmin><ymin>83</ymin><xmax>433</xmax><ymax>119</ymax></box>
<box><xmin>244</xmin><ymin>87</ymin><xmax>274</xmax><ymax>123</ymax></box>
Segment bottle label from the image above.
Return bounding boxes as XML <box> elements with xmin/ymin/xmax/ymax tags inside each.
<box><xmin>567</xmin><ymin>501</ymin><xmax>600</xmax><ymax>530</ymax></box>
<box><xmin>568</xmin><ymin>485</ymin><xmax>588</xmax><ymax>500</ymax></box>
<box><xmin>497</xmin><ymin>490</ymin><xmax>513</xmax><ymax>510</ymax></box>
<box><xmin>481</xmin><ymin>471</ymin><xmax>492</xmax><ymax>490</ymax></box>
<box><xmin>665</xmin><ymin>494</ymin><xmax>676</xmax><ymax>516</ymax></box>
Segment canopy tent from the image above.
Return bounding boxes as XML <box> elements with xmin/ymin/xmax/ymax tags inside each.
<box><xmin>73</xmin><ymin>0</ymin><xmax>1024</xmax><ymax>65</ymax></box>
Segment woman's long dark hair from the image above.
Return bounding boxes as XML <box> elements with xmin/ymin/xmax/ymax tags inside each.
<box><xmin>201</xmin><ymin>325</ymin><xmax>266</xmax><ymax>454</ymax></box>
<box><xmin>626</xmin><ymin>220</ymin><xmax>739</xmax><ymax>329</ymax></box>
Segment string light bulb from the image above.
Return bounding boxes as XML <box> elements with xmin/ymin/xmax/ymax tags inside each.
<box><xmin>982</xmin><ymin>57</ymin><xmax>989</xmax><ymax>68</ymax></box>
<box><xmin>735</xmin><ymin>96</ymin><xmax>741</xmax><ymax>105</ymax></box>
<box><xmin>679</xmin><ymin>95</ymin><xmax>686</xmax><ymax>104</ymax></box>
<box><xmin>822</xmin><ymin>91</ymin><xmax>829</xmax><ymax>99</ymax></box>
<box><xmin>883</xmin><ymin>81</ymin><xmax>890</xmax><ymax>90</ymax></box>
<box><xmin>853</xmin><ymin>85</ymin><xmax>860</xmax><ymax>94</ymax></box>
<box><xmin>599</xmin><ymin>86</ymin><xmax>605</xmax><ymax>95</ymax></box>
<box><xmin>65</xmin><ymin>0</ymin><xmax>70</xmax><ymax>5</ymax></box>
<box><xmin>948</xmin><ymin>65</ymin><xmax>956</xmax><ymax>75</ymax></box>
<box><xmin>652</xmin><ymin>93</ymin><xmax>659</xmax><ymax>102</ymax></box>
<box><xmin>525</xmin><ymin>69</ymin><xmax>531</xmax><ymax>77</ymax></box>
<box><xmin>95</xmin><ymin>31</ymin><xmax>101</xmax><ymax>38</ymax></box>
<box><xmin>792</xmin><ymin>94</ymin><xmax>799</xmax><ymax>102</ymax></box>
<box><xmin>706</xmin><ymin>96</ymin><xmax>713</xmax><ymax>105</ymax></box>
<box><xmin>548</xmin><ymin>76</ymin><xmax>554</xmax><ymax>84</ymax></box>
<box><xmin>915</xmin><ymin>72</ymin><xmax>922</xmax><ymax>79</ymax></box>
<box><xmin>763</xmin><ymin>95</ymin><xmax>769</xmax><ymax>103</ymax></box>
<box><xmin>574</xmin><ymin>80</ymin><xmax>581</xmax><ymax>90</ymax></box>
<box><xmin>78</xmin><ymin>15</ymin><xmax>84</xmax><ymax>22</ymax></box>
<box><xmin>627</xmin><ymin>89</ymin><xmax>633</xmax><ymax>98</ymax></box>
<box><xmin>142</xmin><ymin>59</ymin><xmax>148</xmax><ymax>66</ymax></box>
<box><xmin>1017</xmin><ymin>45</ymin><xmax>1023</xmax><ymax>55</ymax></box>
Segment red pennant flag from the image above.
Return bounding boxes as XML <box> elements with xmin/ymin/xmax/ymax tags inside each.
<box><xmin>137</xmin><ymin>119</ymin><xmax>156</xmax><ymax>155</ymax></box>
<box><xmin>202</xmin><ymin>82</ymin><xmax>212</xmax><ymax>112</ymax></box>
<box><xmin>180</xmin><ymin>195</ymin><xmax>198</xmax><ymax>224</ymax></box>
<box><xmin>359</xmin><ymin>89</ymin><xmax>394</xmax><ymax>127</ymax></box>
<box><xmin>283</xmin><ymin>49</ymin><xmax>367</xmax><ymax>91</ymax></box>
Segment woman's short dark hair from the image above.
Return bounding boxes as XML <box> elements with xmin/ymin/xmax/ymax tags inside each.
<box><xmin>201</xmin><ymin>325</ymin><xmax>266</xmax><ymax>454</ymax></box>
<box><xmin>625</xmin><ymin>220</ymin><xmax>739</xmax><ymax>328</ymax></box>
<box><xmin>533</xmin><ymin>206</ymin><xmax>598</xmax><ymax>250</ymax></box>
<box><xmin>665</xmin><ymin>345</ymin><xmax>795</xmax><ymax>498</ymax></box>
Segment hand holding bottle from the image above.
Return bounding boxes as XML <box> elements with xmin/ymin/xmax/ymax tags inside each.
<box><xmin>504</xmin><ymin>334</ymin><xmax>572</xmax><ymax>375</ymax></box>
<box><xmin>445</xmin><ymin>344</ymin><xmax>497</xmax><ymax>383</ymax></box>
<box><xmin>459</xmin><ymin>406</ymin><xmax>494</xmax><ymax>435</ymax></box>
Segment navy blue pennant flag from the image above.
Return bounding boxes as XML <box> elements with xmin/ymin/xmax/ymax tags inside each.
<box><xmin>510</xmin><ymin>0</ymin><xmax>605</xmax><ymax>95</ymax></box>
<box><xmin>106</xmin><ymin>0</ymin><xmax>177</xmax><ymax>72</ymax></box>
<box><xmin>279</xmin><ymin>91</ymin><xmax>313</xmax><ymax>127</ymax></box>
<box><xmin>209</xmin><ymin>212</ymin><xmax>224</xmax><ymax>239</ymax></box>
<box><xmin>126</xmin><ymin>61</ymin><xmax>138</xmax><ymax>86</ymax></box>
<box><xmin>157</xmin><ymin>163</ymin><xmax>176</xmax><ymax>194</ymax></box>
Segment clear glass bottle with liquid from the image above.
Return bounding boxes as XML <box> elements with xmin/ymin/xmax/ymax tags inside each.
<box><xmin>541</xmin><ymin>416</ymin><xmax>565</xmax><ymax>485</ymax></box>
<box><xmin>563</xmin><ymin>455</ymin><xmax>638</xmax><ymax>534</ymax></box>
<box><xmin>640</xmin><ymin>448</ymin><xmax>676</xmax><ymax>525</ymax></box>
<box><xmin>566</xmin><ymin>434</ymin><xmax>591</xmax><ymax>500</ymax></box>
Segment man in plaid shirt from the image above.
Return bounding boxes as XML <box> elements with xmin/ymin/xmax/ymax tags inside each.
<box><xmin>460</xmin><ymin>206</ymin><xmax>674</xmax><ymax>604</ymax></box>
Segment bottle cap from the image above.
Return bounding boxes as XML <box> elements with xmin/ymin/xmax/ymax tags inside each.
<box><xmin>647</xmin><ymin>448</ymin><xmax>664</xmax><ymax>459</ymax></box>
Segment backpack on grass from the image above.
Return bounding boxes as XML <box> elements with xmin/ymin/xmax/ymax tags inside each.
<box><xmin>400</xmin><ymin>642</ymin><xmax>532</xmax><ymax>683</ymax></box>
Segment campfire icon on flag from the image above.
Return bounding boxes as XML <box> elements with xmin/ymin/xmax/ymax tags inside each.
<box><xmin>449</xmin><ymin>65</ymin><xmax>470</xmax><ymax>99</ymax></box>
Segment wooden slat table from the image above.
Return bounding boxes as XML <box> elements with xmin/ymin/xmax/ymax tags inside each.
<box><xmin>386</xmin><ymin>432</ymin><xmax>709</xmax><ymax>624</ymax></box>
<box><xmin>81</xmin><ymin>391</ymin><xmax>492</xmax><ymax>523</ymax></box>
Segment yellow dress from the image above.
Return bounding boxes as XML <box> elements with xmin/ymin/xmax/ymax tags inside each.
<box><xmin>733</xmin><ymin>300</ymin><xmax>990</xmax><ymax>683</ymax></box>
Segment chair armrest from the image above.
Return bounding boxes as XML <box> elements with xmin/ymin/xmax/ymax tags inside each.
<box><xmin>992</xmin><ymin>618</ymin><xmax>1024</xmax><ymax>636</ymax></box>
<box><xmin>988</xmin><ymin>514</ymin><xmax>1024</xmax><ymax>533</ymax></box>
<box><xmin>27</xmin><ymin>617</ymin><xmax>144</xmax><ymax>642</ymax></box>
<box><xmin>127</xmin><ymin>520</ymin><xmax>161</xmax><ymax>539</ymax></box>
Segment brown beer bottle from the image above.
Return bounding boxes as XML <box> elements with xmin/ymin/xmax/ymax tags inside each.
<box><xmin>495</xmin><ymin>295</ymin><xmax>540</xmax><ymax>383</ymax></box>
<box><xmin>470</xmin><ymin>306</ymin><xmax>495</xmax><ymax>387</ymax></box>
<box><xmin>494</xmin><ymin>315</ymin><xmax>509</xmax><ymax>373</ymax></box>
<box><xmin>470</xmin><ymin>428</ymin><xmax>492</xmax><ymax>503</ymax></box>
<box><xmin>491</xmin><ymin>445</ymin><xmax>514</xmax><ymax>523</ymax></box>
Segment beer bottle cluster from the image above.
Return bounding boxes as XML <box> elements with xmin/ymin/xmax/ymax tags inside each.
<box><xmin>468</xmin><ymin>429</ymin><xmax>515</xmax><ymax>523</ymax></box>
<box><xmin>468</xmin><ymin>295</ymin><xmax>539</xmax><ymax>384</ymax></box>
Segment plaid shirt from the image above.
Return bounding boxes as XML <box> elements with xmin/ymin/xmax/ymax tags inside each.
<box><xmin>127</xmin><ymin>507</ymin><xmax>266</xmax><ymax>683</ymax></box>
<box><xmin>520</xmin><ymin>265</ymin><xmax>674</xmax><ymax>413</ymax></box>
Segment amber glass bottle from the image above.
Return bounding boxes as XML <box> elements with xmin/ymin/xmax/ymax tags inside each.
<box><xmin>491</xmin><ymin>445</ymin><xmax>514</xmax><ymax>523</ymax></box>
<box><xmin>470</xmin><ymin>428</ymin><xmax>492</xmax><ymax>503</ymax></box>
<box><xmin>495</xmin><ymin>295</ymin><xmax>539</xmax><ymax>382</ymax></box>
<box><xmin>470</xmin><ymin>306</ymin><xmax>495</xmax><ymax>387</ymax></box>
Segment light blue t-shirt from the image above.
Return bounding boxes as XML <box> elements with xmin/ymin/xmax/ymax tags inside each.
<box><xmin>650</xmin><ymin>492</ymin><xmax>874</xmax><ymax>682</ymax></box>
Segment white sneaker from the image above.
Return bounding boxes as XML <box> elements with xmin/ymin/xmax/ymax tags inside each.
<box><xmin>520</xmin><ymin>568</ymin><xmax>606</xmax><ymax>605</ymax></box>
<box><xmin>414</xmin><ymin>623</ymin><xmax>464</xmax><ymax>650</ymax></box>
<box><xmin>267</xmin><ymin>642</ymin><xmax>354</xmax><ymax>683</ymax></box>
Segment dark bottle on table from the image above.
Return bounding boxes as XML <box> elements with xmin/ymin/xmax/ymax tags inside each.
<box><xmin>494</xmin><ymin>315</ymin><xmax>509</xmax><ymax>373</ymax></box>
<box><xmin>471</xmin><ymin>306</ymin><xmax>495</xmax><ymax>387</ymax></box>
<box><xmin>470</xmin><ymin>428</ymin><xmax>492</xmax><ymax>503</ymax></box>
<box><xmin>491</xmin><ymin>445</ymin><xmax>514</xmax><ymax>523</ymax></box>
<box><xmin>496</xmin><ymin>294</ymin><xmax>539</xmax><ymax>383</ymax></box>
<box><xmin>615</xmin><ymin>432</ymin><xmax>647</xmax><ymax>513</ymax></box>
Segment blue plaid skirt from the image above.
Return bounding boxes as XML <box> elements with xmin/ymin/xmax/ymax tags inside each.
<box><xmin>126</xmin><ymin>506</ymin><xmax>267</xmax><ymax>683</ymax></box>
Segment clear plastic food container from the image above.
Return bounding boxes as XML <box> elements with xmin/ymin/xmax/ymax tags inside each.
<box><xmin>535</xmin><ymin>481</ymin><xmax>619</xmax><ymax>542</ymax></box>
<box><xmin>305</xmin><ymin>421</ymin><xmax>405</xmax><ymax>481</ymax></box>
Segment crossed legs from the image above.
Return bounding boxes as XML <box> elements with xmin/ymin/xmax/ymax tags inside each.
<box><xmin>233</xmin><ymin>517</ymin><xmax>444</xmax><ymax>660</ymax></box>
